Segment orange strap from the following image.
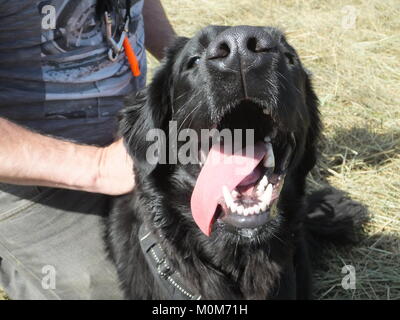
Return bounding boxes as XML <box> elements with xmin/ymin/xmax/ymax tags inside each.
<box><xmin>123</xmin><ymin>36</ymin><xmax>141</xmax><ymax>77</ymax></box>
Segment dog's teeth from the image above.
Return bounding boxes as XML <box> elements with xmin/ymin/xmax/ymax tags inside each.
<box><xmin>260</xmin><ymin>201</ymin><xmax>267</xmax><ymax>212</ymax></box>
<box><xmin>253</xmin><ymin>205</ymin><xmax>261</xmax><ymax>215</ymax></box>
<box><xmin>231</xmin><ymin>190</ymin><xmax>239</xmax><ymax>198</ymax></box>
<box><xmin>256</xmin><ymin>176</ymin><xmax>268</xmax><ymax>195</ymax></box>
<box><xmin>263</xmin><ymin>142</ymin><xmax>275</xmax><ymax>168</ymax></box>
<box><xmin>259</xmin><ymin>175</ymin><xmax>268</xmax><ymax>188</ymax></box>
<box><xmin>248</xmin><ymin>207</ymin><xmax>255</xmax><ymax>215</ymax></box>
<box><xmin>263</xmin><ymin>155</ymin><xmax>275</xmax><ymax>168</ymax></box>
<box><xmin>237</xmin><ymin>204</ymin><xmax>244</xmax><ymax>215</ymax></box>
<box><xmin>222</xmin><ymin>186</ymin><xmax>233</xmax><ymax>207</ymax></box>
<box><xmin>261</xmin><ymin>175</ymin><xmax>269</xmax><ymax>186</ymax></box>
<box><xmin>230</xmin><ymin>202</ymin><xmax>238</xmax><ymax>213</ymax></box>
<box><xmin>260</xmin><ymin>183</ymin><xmax>273</xmax><ymax>207</ymax></box>
<box><xmin>224</xmin><ymin>183</ymin><xmax>273</xmax><ymax>216</ymax></box>
<box><xmin>265</xmin><ymin>184</ymin><xmax>273</xmax><ymax>205</ymax></box>
<box><xmin>263</xmin><ymin>109</ymin><xmax>270</xmax><ymax>115</ymax></box>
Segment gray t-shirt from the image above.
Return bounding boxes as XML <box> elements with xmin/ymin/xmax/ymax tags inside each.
<box><xmin>0</xmin><ymin>0</ymin><xmax>147</xmax><ymax>146</ymax></box>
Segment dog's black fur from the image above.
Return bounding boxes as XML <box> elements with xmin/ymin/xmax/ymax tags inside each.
<box><xmin>107</xmin><ymin>26</ymin><xmax>367</xmax><ymax>299</ymax></box>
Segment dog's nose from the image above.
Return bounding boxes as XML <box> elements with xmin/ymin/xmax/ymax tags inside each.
<box><xmin>206</xmin><ymin>26</ymin><xmax>274</xmax><ymax>72</ymax></box>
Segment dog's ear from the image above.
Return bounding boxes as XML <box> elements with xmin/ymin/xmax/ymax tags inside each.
<box><xmin>296</xmin><ymin>72</ymin><xmax>321</xmax><ymax>178</ymax></box>
<box><xmin>119</xmin><ymin>37</ymin><xmax>190</xmax><ymax>176</ymax></box>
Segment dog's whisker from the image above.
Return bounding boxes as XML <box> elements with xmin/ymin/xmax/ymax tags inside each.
<box><xmin>271</xmin><ymin>232</ymin><xmax>285</xmax><ymax>245</ymax></box>
<box><xmin>177</xmin><ymin>103</ymin><xmax>202</xmax><ymax>133</ymax></box>
<box><xmin>186</xmin><ymin>102</ymin><xmax>203</xmax><ymax>129</ymax></box>
<box><xmin>276</xmin><ymin>71</ymin><xmax>289</xmax><ymax>90</ymax></box>
<box><xmin>173</xmin><ymin>90</ymin><xmax>202</xmax><ymax>117</ymax></box>
<box><xmin>234</xmin><ymin>236</ymin><xmax>240</xmax><ymax>259</ymax></box>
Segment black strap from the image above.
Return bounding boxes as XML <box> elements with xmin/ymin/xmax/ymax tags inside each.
<box><xmin>96</xmin><ymin>0</ymin><xmax>136</xmax><ymax>22</ymax></box>
<box><xmin>125</xmin><ymin>0</ymin><xmax>131</xmax><ymax>21</ymax></box>
<box><xmin>138</xmin><ymin>224</ymin><xmax>202</xmax><ymax>300</ymax></box>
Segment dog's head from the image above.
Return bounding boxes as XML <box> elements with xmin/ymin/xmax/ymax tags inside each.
<box><xmin>120</xmin><ymin>26</ymin><xmax>320</xmax><ymax>241</ymax></box>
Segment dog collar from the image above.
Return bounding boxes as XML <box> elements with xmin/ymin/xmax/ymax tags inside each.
<box><xmin>138</xmin><ymin>224</ymin><xmax>202</xmax><ymax>300</ymax></box>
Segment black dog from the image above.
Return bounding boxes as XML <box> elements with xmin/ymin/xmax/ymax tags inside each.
<box><xmin>107</xmin><ymin>26</ymin><xmax>367</xmax><ymax>299</ymax></box>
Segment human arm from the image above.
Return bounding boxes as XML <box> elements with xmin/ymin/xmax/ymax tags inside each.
<box><xmin>142</xmin><ymin>0</ymin><xmax>176</xmax><ymax>60</ymax></box>
<box><xmin>0</xmin><ymin>118</ymin><xmax>134</xmax><ymax>196</ymax></box>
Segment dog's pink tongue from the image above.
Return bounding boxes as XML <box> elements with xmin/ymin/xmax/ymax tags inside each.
<box><xmin>191</xmin><ymin>142</ymin><xmax>267</xmax><ymax>236</ymax></box>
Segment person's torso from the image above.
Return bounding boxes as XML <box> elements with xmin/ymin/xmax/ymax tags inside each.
<box><xmin>0</xmin><ymin>0</ymin><xmax>146</xmax><ymax>145</ymax></box>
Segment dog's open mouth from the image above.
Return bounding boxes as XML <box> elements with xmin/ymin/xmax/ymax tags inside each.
<box><xmin>191</xmin><ymin>100</ymin><xmax>296</xmax><ymax>236</ymax></box>
<box><xmin>217</xmin><ymin>140</ymin><xmax>285</xmax><ymax>229</ymax></box>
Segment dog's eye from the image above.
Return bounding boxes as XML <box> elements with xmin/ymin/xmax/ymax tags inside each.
<box><xmin>186</xmin><ymin>56</ymin><xmax>201</xmax><ymax>70</ymax></box>
<box><xmin>284</xmin><ymin>52</ymin><xmax>296</xmax><ymax>66</ymax></box>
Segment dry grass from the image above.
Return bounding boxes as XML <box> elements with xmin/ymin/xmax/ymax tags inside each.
<box><xmin>155</xmin><ymin>0</ymin><xmax>400</xmax><ymax>299</ymax></box>
<box><xmin>1</xmin><ymin>0</ymin><xmax>398</xmax><ymax>300</ymax></box>
<box><xmin>0</xmin><ymin>289</ymin><xmax>7</xmax><ymax>300</ymax></box>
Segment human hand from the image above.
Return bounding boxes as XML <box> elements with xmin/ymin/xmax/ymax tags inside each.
<box><xmin>95</xmin><ymin>139</ymin><xmax>135</xmax><ymax>195</ymax></box>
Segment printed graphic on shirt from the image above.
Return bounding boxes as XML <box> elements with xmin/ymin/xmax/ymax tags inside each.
<box><xmin>40</xmin><ymin>0</ymin><xmax>104</xmax><ymax>53</ymax></box>
<box><xmin>35</xmin><ymin>0</ymin><xmax>145</xmax><ymax>100</ymax></box>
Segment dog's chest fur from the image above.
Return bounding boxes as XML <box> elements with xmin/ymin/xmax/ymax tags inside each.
<box><xmin>107</xmin><ymin>193</ymin><xmax>300</xmax><ymax>300</ymax></box>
